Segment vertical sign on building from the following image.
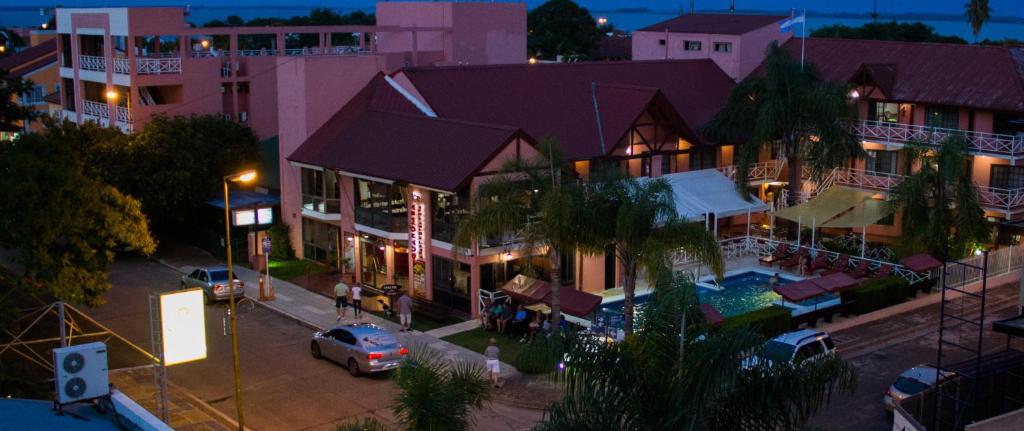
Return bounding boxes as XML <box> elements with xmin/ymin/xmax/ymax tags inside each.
<box><xmin>408</xmin><ymin>190</ymin><xmax>427</xmax><ymax>297</ymax></box>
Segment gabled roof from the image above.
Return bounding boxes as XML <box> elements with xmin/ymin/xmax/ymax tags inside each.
<box><xmin>638</xmin><ymin>13</ymin><xmax>786</xmax><ymax>35</ymax></box>
<box><xmin>783</xmin><ymin>38</ymin><xmax>1024</xmax><ymax>112</ymax></box>
<box><xmin>0</xmin><ymin>39</ymin><xmax>56</xmax><ymax>77</ymax></box>
<box><xmin>397</xmin><ymin>60</ymin><xmax>735</xmax><ymax>159</ymax></box>
<box><xmin>288</xmin><ymin>74</ymin><xmax>527</xmax><ymax>191</ymax></box>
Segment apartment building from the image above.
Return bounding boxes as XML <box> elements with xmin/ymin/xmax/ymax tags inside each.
<box><xmin>0</xmin><ymin>31</ymin><xmax>58</xmax><ymax>138</ymax></box>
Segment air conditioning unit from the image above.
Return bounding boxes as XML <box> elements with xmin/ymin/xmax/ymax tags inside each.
<box><xmin>53</xmin><ymin>342</ymin><xmax>110</xmax><ymax>405</ymax></box>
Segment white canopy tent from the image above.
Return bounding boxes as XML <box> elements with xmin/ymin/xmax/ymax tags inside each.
<box><xmin>657</xmin><ymin>169</ymin><xmax>770</xmax><ymax>236</ymax></box>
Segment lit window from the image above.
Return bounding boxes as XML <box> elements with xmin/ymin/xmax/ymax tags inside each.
<box><xmin>684</xmin><ymin>41</ymin><xmax>702</xmax><ymax>51</ymax></box>
<box><xmin>713</xmin><ymin>42</ymin><xmax>732</xmax><ymax>53</ymax></box>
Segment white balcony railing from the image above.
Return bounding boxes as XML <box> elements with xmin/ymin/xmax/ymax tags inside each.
<box><xmin>137</xmin><ymin>57</ymin><xmax>181</xmax><ymax>74</ymax></box>
<box><xmin>191</xmin><ymin>46</ymin><xmax>368</xmax><ymax>58</ymax></box>
<box><xmin>115</xmin><ymin>106</ymin><xmax>132</xmax><ymax>124</ymax></box>
<box><xmin>718</xmin><ymin>160</ymin><xmax>782</xmax><ymax>184</ymax></box>
<box><xmin>113</xmin><ymin>56</ymin><xmax>130</xmax><ymax>74</ymax></box>
<box><xmin>832</xmin><ymin>168</ymin><xmax>903</xmax><ymax>193</ymax></box>
<box><xmin>855</xmin><ymin>119</ymin><xmax>1024</xmax><ymax>160</ymax></box>
<box><xmin>81</xmin><ymin>100</ymin><xmax>109</xmax><ymax>118</ymax></box>
<box><xmin>237</xmin><ymin>49</ymin><xmax>279</xmax><ymax>57</ymax></box>
<box><xmin>79</xmin><ymin>55</ymin><xmax>106</xmax><ymax>72</ymax></box>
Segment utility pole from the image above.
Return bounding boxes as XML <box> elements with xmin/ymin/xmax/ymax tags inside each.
<box><xmin>871</xmin><ymin>0</ymin><xmax>879</xmax><ymax>22</ymax></box>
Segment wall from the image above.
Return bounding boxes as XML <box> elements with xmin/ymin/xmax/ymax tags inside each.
<box><xmin>632</xmin><ymin>24</ymin><xmax>789</xmax><ymax>80</ymax></box>
<box><xmin>738</xmin><ymin>23</ymin><xmax>791</xmax><ymax>80</ymax></box>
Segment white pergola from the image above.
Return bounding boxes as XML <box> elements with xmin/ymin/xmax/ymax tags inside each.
<box><xmin>658</xmin><ymin>169</ymin><xmax>769</xmax><ymax>237</ymax></box>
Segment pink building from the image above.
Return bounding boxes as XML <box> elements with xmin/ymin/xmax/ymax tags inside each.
<box><xmin>631</xmin><ymin>13</ymin><xmax>790</xmax><ymax>81</ymax></box>
<box><xmin>54</xmin><ymin>3</ymin><xmax>526</xmax><ymax>138</ymax></box>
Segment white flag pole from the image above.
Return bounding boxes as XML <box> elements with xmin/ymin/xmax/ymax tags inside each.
<box><xmin>800</xmin><ymin>10</ymin><xmax>806</xmax><ymax>71</ymax></box>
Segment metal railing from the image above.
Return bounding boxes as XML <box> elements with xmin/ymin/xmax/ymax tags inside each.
<box><xmin>82</xmin><ymin>100</ymin><xmax>109</xmax><ymax>118</ymax></box>
<box><xmin>137</xmin><ymin>57</ymin><xmax>181</xmax><ymax>74</ymax></box>
<box><xmin>942</xmin><ymin>243</ymin><xmax>1024</xmax><ymax>288</ymax></box>
<box><xmin>855</xmin><ymin>119</ymin><xmax>1024</xmax><ymax>159</ymax></box>
<box><xmin>237</xmin><ymin>49</ymin><xmax>279</xmax><ymax>57</ymax></box>
<box><xmin>115</xmin><ymin>106</ymin><xmax>131</xmax><ymax>124</ymax></box>
<box><xmin>832</xmin><ymin>167</ymin><xmax>902</xmax><ymax>192</ymax></box>
<box><xmin>79</xmin><ymin>55</ymin><xmax>105</xmax><ymax>72</ymax></box>
<box><xmin>113</xmin><ymin>56</ymin><xmax>130</xmax><ymax>74</ymax></box>
<box><xmin>301</xmin><ymin>194</ymin><xmax>341</xmax><ymax>214</ymax></box>
<box><xmin>718</xmin><ymin>160</ymin><xmax>782</xmax><ymax>184</ymax></box>
<box><xmin>976</xmin><ymin>185</ymin><xmax>1024</xmax><ymax>214</ymax></box>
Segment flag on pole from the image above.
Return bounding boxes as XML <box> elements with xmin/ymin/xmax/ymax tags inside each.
<box><xmin>779</xmin><ymin>12</ymin><xmax>805</xmax><ymax>32</ymax></box>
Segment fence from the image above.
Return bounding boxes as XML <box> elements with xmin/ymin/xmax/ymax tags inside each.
<box><xmin>942</xmin><ymin>243</ymin><xmax>1024</xmax><ymax>289</ymax></box>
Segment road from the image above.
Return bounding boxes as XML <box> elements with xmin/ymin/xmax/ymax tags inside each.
<box><xmin>91</xmin><ymin>256</ymin><xmax>542</xmax><ymax>430</ymax></box>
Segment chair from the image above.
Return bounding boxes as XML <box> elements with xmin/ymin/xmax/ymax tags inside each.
<box><xmin>806</xmin><ymin>252</ymin><xmax>831</xmax><ymax>273</ymax></box>
<box><xmin>778</xmin><ymin>247</ymin><xmax>808</xmax><ymax>270</ymax></box>
<box><xmin>871</xmin><ymin>264</ymin><xmax>894</xmax><ymax>279</ymax></box>
<box><xmin>759</xmin><ymin>243</ymin><xmax>791</xmax><ymax>267</ymax></box>
<box><xmin>821</xmin><ymin>255</ymin><xmax>850</xmax><ymax>276</ymax></box>
<box><xmin>846</xmin><ymin>260</ymin><xmax>872</xmax><ymax>279</ymax></box>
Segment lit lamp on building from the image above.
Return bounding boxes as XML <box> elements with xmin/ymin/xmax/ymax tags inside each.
<box><xmin>528</xmin><ymin>57</ymin><xmax>537</xmax><ymax>65</ymax></box>
<box><xmin>105</xmin><ymin>89</ymin><xmax>130</xmax><ymax>125</ymax></box>
<box><xmin>201</xmin><ymin>39</ymin><xmax>210</xmax><ymax>49</ymax></box>
<box><xmin>222</xmin><ymin>169</ymin><xmax>256</xmax><ymax>431</ymax></box>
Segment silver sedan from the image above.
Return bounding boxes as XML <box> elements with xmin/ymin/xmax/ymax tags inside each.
<box><xmin>884</xmin><ymin>365</ymin><xmax>956</xmax><ymax>411</ymax></box>
<box><xmin>181</xmin><ymin>266</ymin><xmax>244</xmax><ymax>304</ymax></box>
<box><xmin>311</xmin><ymin>323</ymin><xmax>407</xmax><ymax>376</ymax></box>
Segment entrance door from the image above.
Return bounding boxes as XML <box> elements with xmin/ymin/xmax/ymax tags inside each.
<box><xmin>360</xmin><ymin>237</ymin><xmax>386</xmax><ymax>288</ymax></box>
<box><xmin>393</xmin><ymin>241</ymin><xmax>410</xmax><ymax>290</ymax></box>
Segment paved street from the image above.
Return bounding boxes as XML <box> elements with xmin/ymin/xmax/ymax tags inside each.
<box><xmin>90</xmin><ymin>256</ymin><xmax>543</xmax><ymax>430</ymax></box>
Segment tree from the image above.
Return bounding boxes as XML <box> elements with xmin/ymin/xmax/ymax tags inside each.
<box><xmin>810</xmin><ymin>21</ymin><xmax>967</xmax><ymax>44</ymax></box>
<box><xmin>703</xmin><ymin>43</ymin><xmax>863</xmax><ymax>207</ymax></box>
<box><xmin>889</xmin><ymin>137</ymin><xmax>990</xmax><ymax>259</ymax></box>
<box><xmin>965</xmin><ymin>0</ymin><xmax>993</xmax><ymax>43</ymax></box>
<box><xmin>582</xmin><ymin>172</ymin><xmax>723</xmax><ymax>336</ymax></box>
<box><xmin>454</xmin><ymin>138</ymin><xmax>588</xmax><ymax>326</ymax></box>
<box><xmin>336</xmin><ymin>348</ymin><xmax>491</xmax><ymax>431</ymax></box>
<box><xmin>0</xmin><ymin>127</ymin><xmax>157</xmax><ymax>306</ymax></box>
<box><xmin>0</xmin><ymin>71</ymin><xmax>37</xmax><ymax>131</ymax></box>
<box><xmin>537</xmin><ymin>276</ymin><xmax>857</xmax><ymax>430</ymax></box>
<box><xmin>527</xmin><ymin>0</ymin><xmax>602</xmax><ymax>59</ymax></box>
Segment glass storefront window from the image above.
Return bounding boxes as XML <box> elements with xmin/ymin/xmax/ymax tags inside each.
<box><xmin>432</xmin><ymin>255</ymin><xmax>471</xmax><ymax>314</ymax></box>
<box><xmin>355</xmin><ymin>179</ymin><xmax>408</xmax><ymax>232</ymax></box>
<box><xmin>432</xmin><ymin>190</ymin><xmax>469</xmax><ymax>242</ymax></box>
<box><xmin>360</xmin><ymin>236</ymin><xmax>387</xmax><ymax>288</ymax></box>
<box><xmin>302</xmin><ymin>218</ymin><xmax>339</xmax><ymax>263</ymax></box>
<box><xmin>301</xmin><ymin>168</ymin><xmax>340</xmax><ymax>213</ymax></box>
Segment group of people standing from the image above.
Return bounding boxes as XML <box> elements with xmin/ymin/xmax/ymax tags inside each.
<box><xmin>334</xmin><ymin>278</ymin><xmax>416</xmax><ymax>332</ymax></box>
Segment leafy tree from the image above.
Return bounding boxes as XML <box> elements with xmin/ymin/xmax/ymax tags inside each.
<box><xmin>965</xmin><ymin>0</ymin><xmax>993</xmax><ymax>43</ymax></box>
<box><xmin>528</xmin><ymin>0</ymin><xmax>602</xmax><ymax>59</ymax></box>
<box><xmin>703</xmin><ymin>42</ymin><xmax>863</xmax><ymax>207</ymax></box>
<box><xmin>537</xmin><ymin>276</ymin><xmax>857</xmax><ymax>430</ymax></box>
<box><xmin>581</xmin><ymin>172</ymin><xmax>723</xmax><ymax>336</ymax></box>
<box><xmin>0</xmin><ymin>71</ymin><xmax>37</xmax><ymax>131</ymax></box>
<box><xmin>0</xmin><ymin>127</ymin><xmax>156</xmax><ymax>307</ymax></box>
<box><xmin>454</xmin><ymin>138</ymin><xmax>589</xmax><ymax>326</ymax></box>
<box><xmin>810</xmin><ymin>21</ymin><xmax>967</xmax><ymax>44</ymax></box>
<box><xmin>336</xmin><ymin>348</ymin><xmax>491</xmax><ymax>431</ymax></box>
<box><xmin>889</xmin><ymin>137</ymin><xmax>990</xmax><ymax>259</ymax></box>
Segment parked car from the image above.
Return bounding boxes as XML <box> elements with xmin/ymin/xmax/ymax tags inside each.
<box><xmin>311</xmin><ymin>323</ymin><xmax>408</xmax><ymax>377</ymax></box>
<box><xmin>745</xmin><ymin>329</ymin><xmax>837</xmax><ymax>369</ymax></box>
<box><xmin>884</xmin><ymin>365</ymin><xmax>955</xmax><ymax>412</ymax></box>
<box><xmin>181</xmin><ymin>266</ymin><xmax>244</xmax><ymax>304</ymax></box>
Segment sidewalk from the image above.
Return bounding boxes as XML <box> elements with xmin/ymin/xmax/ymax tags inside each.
<box><xmin>110</xmin><ymin>368</ymin><xmax>239</xmax><ymax>431</ymax></box>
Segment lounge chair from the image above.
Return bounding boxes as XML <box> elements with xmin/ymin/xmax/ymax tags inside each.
<box><xmin>846</xmin><ymin>260</ymin><xmax>872</xmax><ymax>279</ymax></box>
<box><xmin>779</xmin><ymin>247</ymin><xmax>809</xmax><ymax>270</ymax></box>
<box><xmin>806</xmin><ymin>252</ymin><xmax>830</xmax><ymax>274</ymax></box>
<box><xmin>759</xmin><ymin>243</ymin><xmax>791</xmax><ymax>267</ymax></box>
<box><xmin>871</xmin><ymin>264</ymin><xmax>894</xmax><ymax>279</ymax></box>
<box><xmin>821</xmin><ymin>255</ymin><xmax>850</xmax><ymax>276</ymax></box>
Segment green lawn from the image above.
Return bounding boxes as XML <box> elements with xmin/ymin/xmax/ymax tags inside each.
<box><xmin>441</xmin><ymin>327</ymin><xmax>527</xmax><ymax>364</ymax></box>
<box><xmin>368</xmin><ymin>309</ymin><xmax>462</xmax><ymax>332</ymax></box>
<box><xmin>267</xmin><ymin>258</ymin><xmax>331</xmax><ymax>280</ymax></box>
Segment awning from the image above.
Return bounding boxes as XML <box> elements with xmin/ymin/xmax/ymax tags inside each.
<box><xmin>207</xmin><ymin>190</ymin><xmax>280</xmax><ymax>209</ymax></box>
<box><xmin>821</xmin><ymin>199</ymin><xmax>893</xmax><ymax>228</ymax></box>
<box><xmin>657</xmin><ymin>169</ymin><xmax>769</xmax><ymax>221</ymax></box>
<box><xmin>900</xmin><ymin>253</ymin><xmax>943</xmax><ymax>272</ymax></box>
<box><xmin>773</xmin><ymin>279</ymin><xmax>826</xmax><ymax>302</ymax></box>
<box><xmin>809</xmin><ymin>272</ymin><xmax>860</xmax><ymax>294</ymax></box>
<box><xmin>500</xmin><ymin>274</ymin><xmax>551</xmax><ymax>304</ymax></box>
<box><xmin>543</xmin><ymin>286</ymin><xmax>602</xmax><ymax>318</ymax></box>
<box><xmin>774</xmin><ymin>186</ymin><xmax>874</xmax><ymax>224</ymax></box>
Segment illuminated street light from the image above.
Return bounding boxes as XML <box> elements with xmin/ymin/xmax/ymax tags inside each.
<box><xmin>528</xmin><ymin>57</ymin><xmax>537</xmax><ymax>64</ymax></box>
<box><xmin>200</xmin><ymin>39</ymin><xmax>210</xmax><ymax>49</ymax></box>
<box><xmin>222</xmin><ymin>169</ymin><xmax>257</xmax><ymax>431</ymax></box>
<box><xmin>597</xmin><ymin>17</ymin><xmax>608</xmax><ymax>26</ymax></box>
<box><xmin>105</xmin><ymin>90</ymin><xmax>118</xmax><ymax>101</ymax></box>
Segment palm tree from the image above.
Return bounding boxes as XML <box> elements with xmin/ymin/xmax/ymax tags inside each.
<box><xmin>336</xmin><ymin>348</ymin><xmax>491</xmax><ymax>431</ymax></box>
<box><xmin>965</xmin><ymin>0</ymin><xmax>993</xmax><ymax>43</ymax></box>
<box><xmin>454</xmin><ymin>137</ymin><xmax>588</xmax><ymax>325</ymax></box>
<box><xmin>581</xmin><ymin>172</ymin><xmax>724</xmax><ymax>336</ymax></box>
<box><xmin>537</xmin><ymin>276</ymin><xmax>858</xmax><ymax>431</ymax></box>
<box><xmin>1</xmin><ymin>70</ymin><xmax>37</xmax><ymax>131</ymax></box>
<box><xmin>888</xmin><ymin>136</ymin><xmax>990</xmax><ymax>259</ymax></box>
<box><xmin>703</xmin><ymin>42</ymin><xmax>862</xmax><ymax>207</ymax></box>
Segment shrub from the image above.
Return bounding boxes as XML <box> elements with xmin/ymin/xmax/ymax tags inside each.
<box><xmin>723</xmin><ymin>306</ymin><xmax>791</xmax><ymax>338</ymax></box>
<box><xmin>269</xmin><ymin>223</ymin><xmax>295</xmax><ymax>260</ymax></box>
<box><xmin>846</xmin><ymin>276</ymin><xmax>909</xmax><ymax>315</ymax></box>
<box><xmin>514</xmin><ymin>334</ymin><xmax>568</xmax><ymax>374</ymax></box>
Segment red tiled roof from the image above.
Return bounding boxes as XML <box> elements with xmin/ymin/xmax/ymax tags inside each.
<box><xmin>0</xmin><ymin>39</ymin><xmax>56</xmax><ymax>76</ymax></box>
<box><xmin>782</xmin><ymin>38</ymin><xmax>1024</xmax><ymax>112</ymax></box>
<box><xmin>288</xmin><ymin>74</ymin><xmax>526</xmax><ymax>191</ymax></box>
<box><xmin>398</xmin><ymin>60</ymin><xmax>735</xmax><ymax>159</ymax></box>
<box><xmin>638</xmin><ymin>13</ymin><xmax>786</xmax><ymax>35</ymax></box>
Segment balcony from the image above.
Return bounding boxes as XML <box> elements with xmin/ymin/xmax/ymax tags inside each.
<box><xmin>355</xmin><ymin>208</ymin><xmax>408</xmax><ymax>233</ymax></box>
<box><xmin>855</xmin><ymin>119</ymin><xmax>1024</xmax><ymax>160</ymax></box>
<box><xmin>82</xmin><ymin>100</ymin><xmax>109</xmax><ymax>118</ymax></box>
<box><xmin>79</xmin><ymin>100</ymin><xmax>133</xmax><ymax>133</ymax></box>
<box><xmin>79</xmin><ymin>55</ymin><xmax>105</xmax><ymax>72</ymax></box>
<box><xmin>189</xmin><ymin>46</ymin><xmax>369</xmax><ymax>58</ymax></box>
<box><xmin>113</xmin><ymin>56</ymin><xmax>130</xmax><ymax>74</ymax></box>
<box><xmin>718</xmin><ymin>160</ymin><xmax>782</xmax><ymax>184</ymax></box>
<box><xmin>302</xmin><ymin>194</ymin><xmax>340</xmax><ymax>214</ymax></box>
<box><xmin>831</xmin><ymin>168</ymin><xmax>902</xmax><ymax>193</ymax></box>
<box><xmin>136</xmin><ymin>57</ymin><xmax>181</xmax><ymax>75</ymax></box>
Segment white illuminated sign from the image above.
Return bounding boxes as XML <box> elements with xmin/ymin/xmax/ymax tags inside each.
<box><xmin>232</xmin><ymin>207</ymin><xmax>273</xmax><ymax>226</ymax></box>
<box><xmin>257</xmin><ymin>207</ymin><xmax>273</xmax><ymax>224</ymax></box>
<box><xmin>159</xmin><ymin>289</ymin><xmax>207</xmax><ymax>366</ymax></box>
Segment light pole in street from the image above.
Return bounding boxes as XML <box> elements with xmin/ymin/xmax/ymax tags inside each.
<box><xmin>223</xmin><ymin>169</ymin><xmax>256</xmax><ymax>430</ymax></box>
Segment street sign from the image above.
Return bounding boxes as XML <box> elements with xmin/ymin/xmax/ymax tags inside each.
<box><xmin>262</xmin><ymin>236</ymin><xmax>272</xmax><ymax>254</ymax></box>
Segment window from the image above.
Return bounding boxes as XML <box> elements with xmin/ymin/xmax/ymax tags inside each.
<box><xmin>713</xmin><ymin>42</ymin><xmax>732</xmax><ymax>53</ymax></box>
<box><xmin>865</xmin><ymin>150</ymin><xmax>897</xmax><ymax>174</ymax></box>
<box><xmin>301</xmin><ymin>168</ymin><xmax>340</xmax><ymax>213</ymax></box>
<box><xmin>433</xmin><ymin>190</ymin><xmax>469</xmax><ymax>242</ymax></box>
<box><xmin>689</xmin><ymin>146</ymin><xmax>716</xmax><ymax>171</ymax></box>
<box><xmin>360</xmin><ymin>235</ymin><xmax>386</xmax><ymax>288</ymax></box>
<box><xmin>684</xmin><ymin>40</ymin><xmax>702</xmax><ymax>51</ymax></box>
<box><xmin>925</xmin><ymin>105</ymin><xmax>960</xmax><ymax>130</ymax></box>
<box><xmin>432</xmin><ymin>256</ymin><xmax>471</xmax><ymax>314</ymax></box>
<box><xmin>658</xmin><ymin>39</ymin><xmax>666</xmax><ymax>46</ymax></box>
<box><xmin>302</xmin><ymin>218</ymin><xmax>339</xmax><ymax>263</ymax></box>
<box><xmin>24</xmin><ymin>85</ymin><xmax>45</xmax><ymax>104</ymax></box>
<box><xmin>355</xmin><ymin>179</ymin><xmax>407</xmax><ymax>232</ymax></box>
<box><xmin>991</xmin><ymin>165</ymin><xmax>1024</xmax><ymax>190</ymax></box>
<box><xmin>331</xmin><ymin>330</ymin><xmax>356</xmax><ymax>345</ymax></box>
<box><xmin>868</xmin><ymin>102</ymin><xmax>900</xmax><ymax>123</ymax></box>
<box><xmin>796</xmin><ymin>341</ymin><xmax>825</xmax><ymax>361</ymax></box>
<box><xmin>208</xmin><ymin>270</ymin><xmax>229</xmax><ymax>282</ymax></box>
<box><xmin>994</xmin><ymin>112</ymin><xmax>1024</xmax><ymax>137</ymax></box>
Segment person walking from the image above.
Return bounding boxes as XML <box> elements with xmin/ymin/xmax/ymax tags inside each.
<box><xmin>351</xmin><ymin>284</ymin><xmax>363</xmax><ymax>319</ymax></box>
<box><xmin>484</xmin><ymin>338</ymin><xmax>501</xmax><ymax>388</ymax></box>
<box><xmin>334</xmin><ymin>278</ymin><xmax>350</xmax><ymax>322</ymax></box>
<box><xmin>397</xmin><ymin>291</ymin><xmax>413</xmax><ymax>332</ymax></box>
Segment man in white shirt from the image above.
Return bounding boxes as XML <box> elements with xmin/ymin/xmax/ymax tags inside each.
<box><xmin>350</xmin><ymin>284</ymin><xmax>363</xmax><ymax>319</ymax></box>
<box><xmin>397</xmin><ymin>292</ymin><xmax>413</xmax><ymax>332</ymax></box>
<box><xmin>334</xmin><ymin>279</ymin><xmax>350</xmax><ymax>321</ymax></box>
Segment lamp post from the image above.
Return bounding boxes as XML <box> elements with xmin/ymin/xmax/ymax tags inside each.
<box><xmin>223</xmin><ymin>169</ymin><xmax>256</xmax><ymax>431</ymax></box>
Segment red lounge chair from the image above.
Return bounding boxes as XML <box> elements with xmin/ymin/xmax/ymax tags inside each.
<box><xmin>806</xmin><ymin>252</ymin><xmax>830</xmax><ymax>273</ymax></box>
<box><xmin>871</xmin><ymin>264</ymin><xmax>894</xmax><ymax>279</ymax></box>
<box><xmin>821</xmin><ymin>255</ymin><xmax>850</xmax><ymax>276</ymax></box>
<box><xmin>846</xmin><ymin>260</ymin><xmax>872</xmax><ymax>279</ymax></box>
<box><xmin>779</xmin><ymin>247</ymin><xmax>809</xmax><ymax>270</ymax></box>
<box><xmin>759</xmin><ymin>243</ymin><xmax>790</xmax><ymax>267</ymax></box>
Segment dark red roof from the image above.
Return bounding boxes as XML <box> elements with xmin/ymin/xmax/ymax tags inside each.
<box><xmin>0</xmin><ymin>39</ymin><xmax>56</xmax><ymax>76</ymax></box>
<box><xmin>783</xmin><ymin>38</ymin><xmax>1024</xmax><ymax>112</ymax></box>
<box><xmin>398</xmin><ymin>60</ymin><xmax>735</xmax><ymax>159</ymax></box>
<box><xmin>809</xmin><ymin>272</ymin><xmax>860</xmax><ymax>294</ymax></box>
<box><xmin>638</xmin><ymin>13</ymin><xmax>786</xmax><ymax>35</ymax></box>
<box><xmin>899</xmin><ymin>253</ymin><xmax>942</xmax><ymax>272</ymax></box>
<box><xmin>773</xmin><ymin>279</ymin><xmax>825</xmax><ymax>302</ymax></box>
<box><xmin>542</xmin><ymin>286</ymin><xmax>602</xmax><ymax>318</ymax></box>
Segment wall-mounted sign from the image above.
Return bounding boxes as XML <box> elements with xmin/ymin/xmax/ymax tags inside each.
<box><xmin>408</xmin><ymin>191</ymin><xmax>427</xmax><ymax>297</ymax></box>
<box><xmin>232</xmin><ymin>207</ymin><xmax>274</xmax><ymax>226</ymax></box>
<box><xmin>159</xmin><ymin>289</ymin><xmax>207</xmax><ymax>366</ymax></box>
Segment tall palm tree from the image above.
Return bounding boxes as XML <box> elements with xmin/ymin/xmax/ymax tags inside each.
<box><xmin>454</xmin><ymin>137</ymin><xmax>588</xmax><ymax>325</ymax></box>
<box><xmin>0</xmin><ymin>71</ymin><xmax>37</xmax><ymax>131</ymax></box>
<box><xmin>703</xmin><ymin>42</ymin><xmax>862</xmax><ymax>207</ymax></box>
<box><xmin>537</xmin><ymin>276</ymin><xmax>858</xmax><ymax>431</ymax></box>
<box><xmin>965</xmin><ymin>0</ymin><xmax>993</xmax><ymax>43</ymax></box>
<box><xmin>581</xmin><ymin>172</ymin><xmax>723</xmax><ymax>336</ymax></box>
<box><xmin>889</xmin><ymin>136</ymin><xmax>990</xmax><ymax>259</ymax></box>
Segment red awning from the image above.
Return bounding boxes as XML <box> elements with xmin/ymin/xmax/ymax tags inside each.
<box><xmin>700</xmin><ymin>304</ymin><xmax>726</xmax><ymax>327</ymax></box>
<box><xmin>810</xmin><ymin>272</ymin><xmax>860</xmax><ymax>294</ymax></box>
<box><xmin>543</xmin><ymin>286</ymin><xmax>602</xmax><ymax>318</ymax></box>
<box><xmin>773</xmin><ymin>280</ymin><xmax>826</xmax><ymax>302</ymax></box>
<box><xmin>499</xmin><ymin>275</ymin><xmax>551</xmax><ymax>304</ymax></box>
<box><xmin>899</xmin><ymin>253</ymin><xmax>942</xmax><ymax>272</ymax></box>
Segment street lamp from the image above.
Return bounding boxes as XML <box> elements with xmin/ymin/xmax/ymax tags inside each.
<box><xmin>223</xmin><ymin>169</ymin><xmax>256</xmax><ymax>431</ymax></box>
<box><xmin>105</xmin><ymin>89</ymin><xmax>130</xmax><ymax>127</ymax></box>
